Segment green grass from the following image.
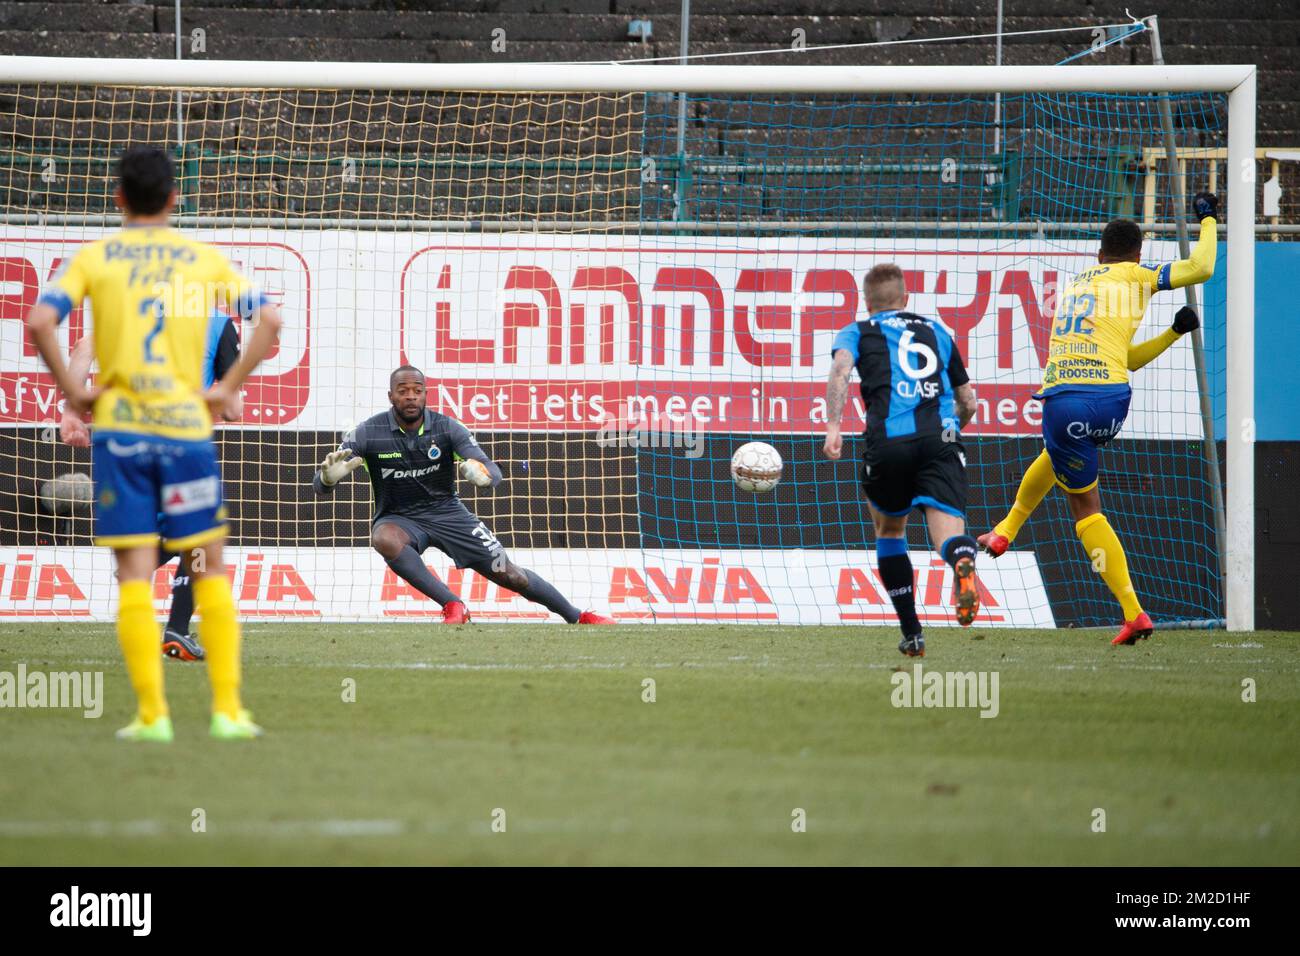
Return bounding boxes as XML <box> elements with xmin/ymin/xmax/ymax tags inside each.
<box><xmin>0</xmin><ymin>622</ymin><xmax>1297</xmax><ymax>865</ymax></box>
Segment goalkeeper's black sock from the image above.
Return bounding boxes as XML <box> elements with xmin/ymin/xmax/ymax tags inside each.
<box><xmin>940</xmin><ymin>534</ymin><xmax>978</xmax><ymax>570</ymax></box>
<box><xmin>166</xmin><ymin>568</ymin><xmax>195</xmax><ymax>635</ymax></box>
<box><xmin>386</xmin><ymin>546</ymin><xmax>460</xmax><ymax>606</ymax></box>
<box><xmin>518</xmin><ymin>569</ymin><xmax>582</xmax><ymax>623</ymax></box>
<box><xmin>876</xmin><ymin>537</ymin><xmax>921</xmax><ymax>636</ymax></box>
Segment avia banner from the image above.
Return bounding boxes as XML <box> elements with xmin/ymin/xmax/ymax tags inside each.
<box><xmin>0</xmin><ymin>547</ymin><xmax>1055</xmax><ymax>627</ymax></box>
<box><xmin>1</xmin><ymin>231</ymin><xmax>1200</xmax><ymax>439</ymax></box>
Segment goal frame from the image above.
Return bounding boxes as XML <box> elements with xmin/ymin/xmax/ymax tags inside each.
<box><xmin>0</xmin><ymin>57</ymin><xmax>1258</xmax><ymax>630</ymax></box>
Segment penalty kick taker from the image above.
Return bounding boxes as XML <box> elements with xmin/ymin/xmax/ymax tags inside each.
<box><xmin>313</xmin><ymin>366</ymin><xmax>615</xmax><ymax>625</ymax></box>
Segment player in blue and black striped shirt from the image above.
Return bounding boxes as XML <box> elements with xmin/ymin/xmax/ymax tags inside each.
<box><xmin>823</xmin><ymin>263</ymin><xmax>981</xmax><ymax>657</ymax></box>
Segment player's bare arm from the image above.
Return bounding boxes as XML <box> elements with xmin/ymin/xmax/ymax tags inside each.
<box><xmin>953</xmin><ymin>382</ymin><xmax>978</xmax><ymax>429</ymax></box>
<box><xmin>60</xmin><ymin>334</ymin><xmax>96</xmax><ymax>446</ymax></box>
<box><xmin>823</xmin><ymin>348</ymin><xmax>855</xmax><ymax>460</ymax></box>
<box><xmin>25</xmin><ymin>304</ymin><xmax>98</xmax><ymax>415</ymax></box>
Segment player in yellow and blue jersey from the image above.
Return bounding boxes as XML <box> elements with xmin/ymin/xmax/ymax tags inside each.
<box><xmin>978</xmin><ymin>193</ymin><xmax>1218</xmax><ymax>646</ymax></box>
<box><xmin>25</xmin><ymin>145</ymin><xmax>283</xmax><ymax>741</ymax></box>
<box><xmin>60</xmin><ymin>308</ymin><xmax>244</xmax><ymax>662</ymax></box>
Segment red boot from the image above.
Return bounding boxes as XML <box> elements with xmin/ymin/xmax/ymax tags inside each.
<box><xmin>442</xmin><ymin>601</ymin><xmax>471</xmax><ymax>625</ymax></box>
<box><xmin>1111</xmin><ymin>611</ymin><xmax>1154</xmax><ymax>646</ymax></box>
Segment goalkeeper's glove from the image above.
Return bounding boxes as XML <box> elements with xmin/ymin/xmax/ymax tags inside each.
<box><xmin>458</xmin><ymin>458</ymin><xmax>493</xmax><ymax>488</ymax></box>
<box><xmin>1173</xmin><ymin>305</ymin><xmax>1200</xmax><ymax>335</ymax></box>
<box><xmin>1192</xmin><ymin>191</ymin><xmax>1218</xmax><ymax>221</ymax></box>
<box><xmin>319</xmin><ymin>449</ymin><xmax>364</xmax><ymax>486</ymax></box>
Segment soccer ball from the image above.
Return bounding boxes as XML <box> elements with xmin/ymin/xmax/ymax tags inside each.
<box><xmin>39</xmin><ymin>471</ymin><xmax>93</xmax><ymax>517</ymax></box>
<box><xmin>730</xmin><ymin>442</ymin><xmax>783</xmax><ymax>493</ymax></box>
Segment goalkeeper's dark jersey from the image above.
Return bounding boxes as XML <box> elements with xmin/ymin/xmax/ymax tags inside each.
<box><xmin>312</xmin><ymin>408</ymin><xmax>501</xmax><ymax>519</ymax></box>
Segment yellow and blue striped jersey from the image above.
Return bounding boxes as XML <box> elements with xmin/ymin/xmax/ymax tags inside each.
<box><xmin>1040</xmin><ymin>217</ymin><xmax>1217</xmax><ymax>394</ymax></box>
<box><xmin>38</xmin><ymin>226</ymin><xmax>267</xmax><ymax>440</ymax></box>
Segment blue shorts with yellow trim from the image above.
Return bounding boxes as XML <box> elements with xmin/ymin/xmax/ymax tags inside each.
<box><xmin>92</xmin><ymin>431</ymin><xmax>226</xmax><ymax>550</ymax></box>
<box><xmin>1040</xmin><ymin>385</ymin><xmax>1131</xmax><ymax>493</ymax></box>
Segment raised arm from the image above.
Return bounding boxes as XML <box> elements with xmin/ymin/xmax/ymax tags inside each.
<box><xmin>1166</xmin><ymin>193</ymin><xmax>1218</xmax><ymax>289</ymax></box>
<box><xmin>449</xmin><ymin>420</ymin><xmax>502</xmax><ymax>489</ymax></box>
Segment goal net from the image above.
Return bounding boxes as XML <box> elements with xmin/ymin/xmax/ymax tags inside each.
<box><xmin>0</xmin><ymin>61</ymin><xmax>1252</xmax><ymax>627</ymax></box>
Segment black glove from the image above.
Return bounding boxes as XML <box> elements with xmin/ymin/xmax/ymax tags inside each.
<box><xmin>1192</xmin><ymin>192</ymin><xmax>1218</xmax><ymax>220</ymax></box>
<box><xmin>1173</xmin><ymin>306</ymin><xmax>1200</xmax><ymax>334</ymax></box>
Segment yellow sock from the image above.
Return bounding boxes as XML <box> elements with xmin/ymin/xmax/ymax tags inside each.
<box><xmin>1075</xmin><ymin>512</ymin><xmax>1143</xmax><ymax>620</ymax></box>
<box><xmin>195</xmin><ymin>574</ymin><xmax>242</xmax><ymax>719</ymax></box>
<box><xmin>117</xmin><ymin>579</ymin><xmax>167</xmax><ymax>723</ymax></box>
<box><xmin>994</xmin><ymin>449</ymin><xmax>1056</xmax><ymax>542</ymax></box>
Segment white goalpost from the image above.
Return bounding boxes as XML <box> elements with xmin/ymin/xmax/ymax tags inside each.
<box><xmin>0</xmin><ymin>57</ymin><xmax>1256</xmax><ymax>630</ymax></box>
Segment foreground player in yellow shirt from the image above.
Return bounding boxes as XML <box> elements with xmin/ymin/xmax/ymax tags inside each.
<box><xmin>979</xmin><ymin>193</ymin><xmax>1218</xmax><ymax>645</ymax></box>
<box><xmin>25</xmin><ymin>145</ymin><xmax>283</xmax><ymax>741</ymax></box>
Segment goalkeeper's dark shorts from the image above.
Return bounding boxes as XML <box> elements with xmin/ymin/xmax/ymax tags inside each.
<box><xmin>374</xmin><ymin>500</ymin><xmax>506</xmax><ymax>571</ymax></box>
<box><xmin>859</xmin><ymin>431</ymin><xmax>968</xmax><ymax>519</ymax></box>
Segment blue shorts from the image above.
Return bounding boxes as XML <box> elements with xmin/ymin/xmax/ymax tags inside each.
<box><xmin>92</xmin><ymin>431</ymin><xmax>227</xmax><ymax>550</ymax></box>
<box><xmin>1040</xmin><ymin>386</ymin><xmax>1131</xmax><ymax>493</ymax></box>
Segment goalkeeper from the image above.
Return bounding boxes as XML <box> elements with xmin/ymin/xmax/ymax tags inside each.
<box><xmin>313</xmin><ymin>365</ymin><xmax>614</xmax><ymax>625</ymax></box>
<box><xmin>978</xmin><ymin>193</ymin><xmax>1219</xmax><ymax>646</ymax></box>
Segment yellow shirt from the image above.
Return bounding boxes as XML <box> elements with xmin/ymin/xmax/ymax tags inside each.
<box><xmin>1041</xmin><ymin>218</ymin><xmax>1217</xmax><ymax>394</ymax></box>
<box><xmin>40</xmin><ymin>226</ymin><xmax>264</xmax><ymax>440</ymax></box>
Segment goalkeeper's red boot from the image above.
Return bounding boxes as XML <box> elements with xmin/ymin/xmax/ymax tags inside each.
<box><xmin>977</xmin><ymin>530</ymin><xmax>1009</xmax><ymax>558</ymax></box>
<box><xmin>1111</xmin><ymin>611</ymin><xmax>1154</xmax><ymax>646</ymax></box>
<box><xmin>441</xmin><ymin>601</ymin><xmax>470</xmax><ymax>625</ymax></box>
<box><xmin>578</xmin><ymin>610</ymin><xmax>616</xmax><ymax>625</ymax></box>
<box><xmin>952</xmin><ymin>556</ymin><xmax>979</xmax><ymax>627</ymax></box>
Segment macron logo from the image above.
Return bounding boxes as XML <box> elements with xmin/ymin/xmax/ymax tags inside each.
<box><xmin>50</xmin><ymin>886</ymin><xmax>151</xmax><ymax>936</ymax></box>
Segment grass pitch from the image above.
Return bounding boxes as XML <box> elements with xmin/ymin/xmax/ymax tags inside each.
<box><xmin>0</xmin><ymin>622</ymin><xmax>1296</xmax><ymax>866</ymax></box>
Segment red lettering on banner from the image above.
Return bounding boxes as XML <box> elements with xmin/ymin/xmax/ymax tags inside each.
<box><xmin>646</xmin><ymin>567</ymin><xmax>692</xmax><ymax>602</ymax></box>
<box><xmin>35</xmin><ymin>564</ymin><xmax>84</xmax><ymax>600</ymax></box>
<box><xmin>836</xmin><ymin>568</ymin><xmax>886</xmax><ymax>604</ymax></box>
<box><xmin>800</xmin><ymin>269</ymin><xmax>857</xmax><ymax>367</ymax></box>
<box><xmin>572</xmin><ymin>266</ymin><xmax>642</xmax><ymax>365</ymax></box>
<box><xmin>266</xmin><ymin>565</ymin><xmax>314</xmax><ymax>602</ymax></box>
<box><xmin>1</xmin><ymin>257</ymin><xmax>39</xmax><ymax>357</ymax></box>
<box><xmin>650</xmin><ymin>267</ymin><xmax>726</xmax><ymax>367</ymax></box>
<box><xmin>722</xmin><ymin>568</ymin><xmax>772</xmax><ymax>604</ymax></box>
<box><xmin>503</xmin><ymin>266</ymin><xmax>562</xmax><ymax>364</ymax></box>
<box><xmin>734</xmin><ymin>269</ymin><xmax>792</xmax><ymax>367</ymax></box>
<box><xmin>935</xmin><ymin>269</ymin><xmax>992</xmax><ymax>360</ymax></box>
<box><xmin>610</xmin><ymin>567</ymin><xmax>653</xmax><ymax>603</ymax></box>
<box><xmin>435</xmin><ymin>264</ymin><xmax>493</xmax><ymax>363</ymax></box>
<box><xmin>999</xmin><ymin>269</ymin><xmax>1059</xmax><ymax>367</ymax></box>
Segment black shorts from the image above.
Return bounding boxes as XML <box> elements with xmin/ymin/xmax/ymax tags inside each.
<box><xmin>374</xmin><ymin>500</ymin><xmax>506</xmax><ymax>571</ymax></box>
<box><xmin>860</xmin><ymin>432</ymin><xmax>968</xmax><ymax>519</ymax></box>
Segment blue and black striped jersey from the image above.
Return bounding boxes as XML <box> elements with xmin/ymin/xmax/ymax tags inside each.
<box><xmin>831</xmin><ymin>309</ymin><xmax>969</xmax><ymax>441</ymax></box>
